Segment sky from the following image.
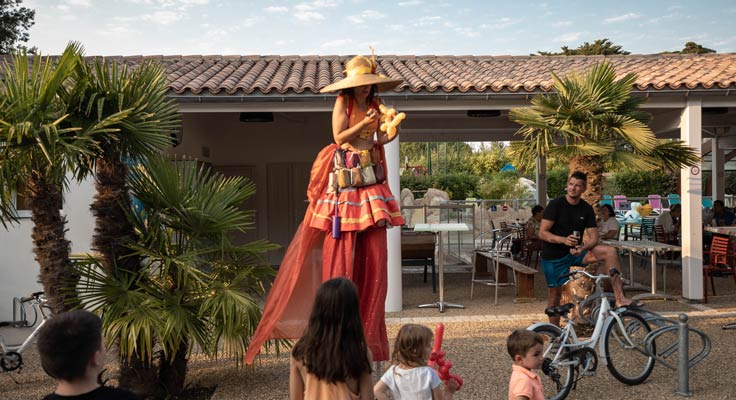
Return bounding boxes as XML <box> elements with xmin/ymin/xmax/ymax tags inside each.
<box><xmin>23</xmin><ymin>0</ymin><xmax>736</xmax><ymax>56</ymax></box>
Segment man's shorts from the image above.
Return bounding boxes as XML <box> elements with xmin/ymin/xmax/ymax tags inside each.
<box><xmin>542</xmin><ymin>251</ymin><xmax>588</xmax><ymax>288</ymax></box>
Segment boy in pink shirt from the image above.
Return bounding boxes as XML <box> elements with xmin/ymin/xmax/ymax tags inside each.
<box><xmin>507</xmin><ymin>329</ymin><xmax>544</xmax><ymax>400</ymax></box>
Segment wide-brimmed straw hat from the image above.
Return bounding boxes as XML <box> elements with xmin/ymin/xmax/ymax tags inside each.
<box><xmin>320</xmin><ymin>55</ymin><xmax>403</xmax><ymax>93</ymax></box>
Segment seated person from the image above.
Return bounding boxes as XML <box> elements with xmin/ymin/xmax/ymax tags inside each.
<box><xmin>526</xmin><ymin>205</ymin><xmax>544</xmax><ymax>240</ymax></box>
<box><xmin>37</xmin><ymin>310</ymin><xmax>138</xmax><ymax>400</ymax></box>
<box><xmin>597</xmin><ymin>204</ymin><xmax>620</xmax><ymax>239</ymax></box>
<box><xmin>711</xmin><ymin>200</ymin><xmax>735</xmax><ymax>226</ymax></box>
<box><xmin>655</xmin><ymin>204</ymin><xmax>681</xmax><ymax>235</ymax></box>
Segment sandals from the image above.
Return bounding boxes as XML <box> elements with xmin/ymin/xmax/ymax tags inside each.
<box><xmin>618</xmin><ymin>300</ymin><xmax>644</xmax><ymax>309</ymax></box>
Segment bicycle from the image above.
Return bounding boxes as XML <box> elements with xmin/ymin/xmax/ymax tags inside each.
<box><xmin>527</xmin><ymin>269</ymin><xmax>656</xmax><ymax>400</ymax></box>
<box><xmin>0</xmin><ymin>291</ymin><xmax>50</xmax><ymax>378</ymax></box>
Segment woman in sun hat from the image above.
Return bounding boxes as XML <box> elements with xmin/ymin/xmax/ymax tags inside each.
<box><xmin>245</xmin><ymin>53</ymin><xmax>405</xmax><ymax>364</ymax></box>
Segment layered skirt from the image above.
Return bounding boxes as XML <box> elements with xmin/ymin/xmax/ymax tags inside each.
<box><xmin>245</xmin><ymin>143</ymin><xmax>404</xmax><ymax>363</ymax></box>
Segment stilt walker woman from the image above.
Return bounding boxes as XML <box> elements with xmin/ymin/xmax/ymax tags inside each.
<box><xmin>245</xmin><ymin>53</ymin><xmax>405</xmax><ymax>364</ymax></box>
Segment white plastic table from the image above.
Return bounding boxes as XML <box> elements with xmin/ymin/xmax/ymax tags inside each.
<box><xmin>602</xmin><ymin>239</ymin><xmax>681</xmax><ymax>300</ymax></box>
<box><xmin>704</xmin><ymin>226</ymin><xmax>736</xmax><ymax>236</ymax></box>
<box><xmin>413</xmin><ymin>223</ymin><xmax>469</xmax><ymax>312</ymax></box>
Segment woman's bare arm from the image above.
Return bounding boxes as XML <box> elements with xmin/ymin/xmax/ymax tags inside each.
<box><xmin>289</xmin><ymin>356</ymin><xmax>305</xmax><ymax>400</ymax></box>
<box><xmin>332</xmin><ymin>95</ymin><xmax>378</xmax><ymax>145</ymax></box>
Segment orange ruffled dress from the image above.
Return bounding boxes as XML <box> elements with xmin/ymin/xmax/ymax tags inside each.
<box><xmin>245</xmin><ymin>104</ymin><xmax>404</xmax><ymax>364</ymax></box>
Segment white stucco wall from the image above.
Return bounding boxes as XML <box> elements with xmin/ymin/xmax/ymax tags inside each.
<box><xmin>172</xmin><ymin>112</ymin><xmax>332</xmax><ymax>241</ymax></box>
<box><xmin>0</xmin><ymin>177</ymin><xmax>95</xmax><ymax>321</ymax></box>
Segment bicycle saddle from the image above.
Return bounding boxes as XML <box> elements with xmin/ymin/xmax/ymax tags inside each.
<box><xmin>0</xmin><ymin>321</ymin><xmax>27</xmax><ymax>328</ymax></box>
<box><xmin>544</xmin><ymin>303</ymin><xmax>575</xmax><ymax>317</ymax></box>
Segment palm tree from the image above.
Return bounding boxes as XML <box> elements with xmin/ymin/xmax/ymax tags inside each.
<box><xmin>509</xmin><ymin>62</ymin><xmax>699</xmax><ymax>206</ymax></box>
<box><xmin>63</xmin><ymin>56</ymin><xmax>180</xmax><ymax>391</ymax></box>
<box><xmin>72</xmin><ymin>155</ymin><xmax>277</xmax><ymax>397</ymax></box>
<box><xmin>66</xmin><ymin>58</ymin><xmax>180</xmax><ymax>274</ymax></box>
<box><xmin>0</xmin><ymin>43</ymin><xmax>126</xmax><ymax>313</ymax></box>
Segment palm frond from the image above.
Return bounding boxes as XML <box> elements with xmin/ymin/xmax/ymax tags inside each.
<box><xmin>647</xmin><ymin>140</ymin><xmax>700</xmax><ymax>170</ymax></box>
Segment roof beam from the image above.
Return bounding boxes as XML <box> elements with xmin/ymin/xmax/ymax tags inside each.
<box><xmin>702</xmin><ymin>139</ymin><xmax>712</xmax><ymax>156</ymax></box>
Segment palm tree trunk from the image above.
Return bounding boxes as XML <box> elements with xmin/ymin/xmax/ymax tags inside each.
<box><xmin>91</xmin><ymin>154</ymin><xmax>150</xmax><ymax>393</ymax></box>
<box><xmin>28</xmin><ymin>172</ymin><xmax>76</xmax><ymax>314</ymax></box>
<box><xmin>90</xmin><ymin>155</ymin><xmax>140</xmax><ymax>273</ymax></box>
<box><xmin>569</xmin><ymin>156</ymin><xmax>605</xmax><ymax>209</ymax></box>
<box><xmin>118</xmin><ymin>351</ymin><xmax>157</xmax><ymax>397</ymax></box>
<box><xmin>158</xmin><ymin>339</ymin><xmax>189</xmax><ymax>397</ymax></box>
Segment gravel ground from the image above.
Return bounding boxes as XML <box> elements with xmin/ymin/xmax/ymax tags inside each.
<box><xmin>3</xmin><ymin>262</ymin><xmax>736</xmax><ymax>399</ymax></box>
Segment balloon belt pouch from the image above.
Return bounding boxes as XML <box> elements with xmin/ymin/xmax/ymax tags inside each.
<box><xmin>371</xmin><ymin>145</ymin><xmax>386</xmax><ymax>183</ymax></box>
<box><xmin>358</xmin><ymin>150</ymin><xmax>372</xmax><ymax>166</ymax></box>
<box><xmin>334</xmin><ymin>149</ymin><xmax>347</xmax><ymax>169</ymax></box>
<box><xmin>361</xmin><ymin>165</ymin><xmax>377</xmax><ymax>185</ymax></box>
<box><xmin>327</xmin><ymin>172</ymin><xmax>338</xmax><ymax>193</ymax></box>
<box><xmin>374</xmin><ymin>164</ymin><xmax>385</xmax><ymax>183</ymax></box>
<box><xmin>350</xmin><ymin>167</ymin><xmax>364</xmax><ymax>187</ymax></box>
<box><xmin>336</xmin><ymin>169</ymin><xmax>351</xmax><ymax>188</ymax></box>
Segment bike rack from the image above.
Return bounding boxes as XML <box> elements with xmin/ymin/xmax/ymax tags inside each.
<box><xmin>640</xmin><ymin>312</ymin><xmax>711</xmax><ymax>397</ymax></box>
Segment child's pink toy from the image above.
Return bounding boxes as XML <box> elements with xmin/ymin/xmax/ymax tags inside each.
<box><xmin>428</xmin><ymin>323</ymin><xmax>463</xmax><ymax>390</ymax></box>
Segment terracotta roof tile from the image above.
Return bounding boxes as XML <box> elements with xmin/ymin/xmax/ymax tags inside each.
<box><xmin>6</xmin><ymin>54</ymin><xmax>735</xmax><ymax>96</ymax></box>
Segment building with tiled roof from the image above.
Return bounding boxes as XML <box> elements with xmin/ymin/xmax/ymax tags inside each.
<box><xmin>2</xmin><ymin>53</ymin><xmax>736</xmax><ymax>312</ymax></box>
<box><xmin>137</xmin><ymin>53</ymin><xmax>736</xmax><ymax>303</ymax></box>
<box><xmin>119</xmin><ymin>53</ymin><xmax>736</xmax><ymax>96</ymax></box>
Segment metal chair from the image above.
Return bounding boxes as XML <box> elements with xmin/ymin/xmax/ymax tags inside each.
<box><xmin>703</xmin><ymin>236</ymin><xmax>734</xmax><ymax>303</ymax></box>
<box><xmin>471</xmin><ymin>230</ymin><xmax>517</xmax><ymax>305</ymax></box>
<box><xmin>631</xmin><ymin>217</ymin><xmax>656</xmax><ymax>241</ymax></box>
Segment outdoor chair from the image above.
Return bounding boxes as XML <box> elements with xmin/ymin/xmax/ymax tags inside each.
<box><xmin>401</xmin><ymin>230</ymin><xmax>437</xmax><ymax>293</ymax></box>
<box><xmin>667</xmin><ymin>193</ymin><xmax>681</xmax><ymax>206</ymax></box>
<box><xmin>600</xmin><ymin>195</ymin><xmax>613</xmax><ymax>207</ymax></box>
<box><xmin>524</xmin><ymin>238</ymin><xmax>542</xmax><ymax>269</ymax></box>
<box><xmin>702</xmin><ymin>198</ymin><xmax>714</xmax><ymax>209</ymax></box>
<box><xmin>471</xmin><ymin>231</ymin><xmax>517</xmax><ymax>305</ymax></box>
<box><xmin>703</xmin><ymin>236</ymin><xmax>736</xmax><ymax>303</ymax></box>
<box><xmin>613</xmin><ymin>195</ymin><xmax>628</xmax><ymax>211</ymax></box>
<box><xmin>641</xmin><ymin>217</ymin><xmax>656</xmax><ymax>240</ymax></box>
<box><xmin>654</xmin><ymin>224</ymin><xmax>678</xmax><ymax>245</ymax></box>
<box><xmin>652</xmin><ymin>224</ymin><xmax>680</xmax><ymax>293</ymax></box>
<box><xmin>648</xmin><ymin>194</ymin><xmax>663</xmax><ymax>214</ymax></box>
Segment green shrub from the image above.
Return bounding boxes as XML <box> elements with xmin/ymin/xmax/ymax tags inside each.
<box><xmin>476</xmin><ymin>171</ymin><xmax>528</xmax><ymax>200</ymax></box>
<box><xmin>604</xmin><ymin>170</ymin><xmax>678</xmax><ymax>197</ymax></box>
<box><xmin>547</xmin><ymin>168</ymin><xmax>569</xmax><ymax>198</ymax></box>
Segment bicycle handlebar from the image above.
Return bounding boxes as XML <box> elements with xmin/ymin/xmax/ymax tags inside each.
<box><xmin>20</xmin><ymin>291</ymin><xmax>45</xmax><ymax>303</ymax></box>
<box><xmin>569</xmin><ymin>268</ymin><xmax>620</xmax><ymax>281</ymax></box>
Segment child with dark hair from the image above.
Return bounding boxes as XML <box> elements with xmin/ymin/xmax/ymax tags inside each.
<box><xmin>507</xmin><ymin>329</ymin><xmax>544</xmax><ymax>400</ymax></box>
<box><xmin>289</xmin><ymin>277</ymin><xmax>373</xmax><ymax>399</ymax></box>
<box><xmin>374</xmin><ymin>324</ymin><xmax>457</xmax><ymax>400</ymax></box>
<box><xmin>37</xmin><ymin>310</ymin><xmax>138</xmax><ymax>400</ymax></box>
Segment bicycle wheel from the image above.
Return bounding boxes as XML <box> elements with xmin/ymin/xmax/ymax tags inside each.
<box><xmin>604</xmin><ymin>310</ymin><xmax>655</xmax><ymax>385</ymax></box>
<box><xmin>530</xmin><ymin>325</ymin><xmax>575</xmax><ymax>400</ymax></box>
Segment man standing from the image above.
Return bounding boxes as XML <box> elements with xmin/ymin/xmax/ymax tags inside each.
<box><xmin>539</xmin><ymin>172</ymin><xmax>638</xmax><ymax>326</ymax></box>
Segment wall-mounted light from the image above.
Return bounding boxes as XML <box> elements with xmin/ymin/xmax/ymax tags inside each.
<box><xmin>703</xmin><ymin>107</ymin><xmax>729</xmax><ymax>115</ymax></box>
<box><xmin>466</xmin><ymin>110</ymin><xmax>501</xmax><ymax>118</ymax></box>
<box><xmin>239</xmin><ymin>112</ymin><xmax>274</xmax><ymax>122</ymax></box>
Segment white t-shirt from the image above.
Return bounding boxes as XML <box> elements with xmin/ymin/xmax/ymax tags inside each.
<box><xmin>655</xmin><ymin>211</ymin><xmax>676</xmax><ymax>233</ymax></box>
<box><xmin>598</xmin><ymin>217</ymin><xmax>620</xmax><ymax>237</ymax></box>
<box><xmin>380</xmin><ymin>365</ymin><xmax>441</xmax><ymax>400</ymax></box>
